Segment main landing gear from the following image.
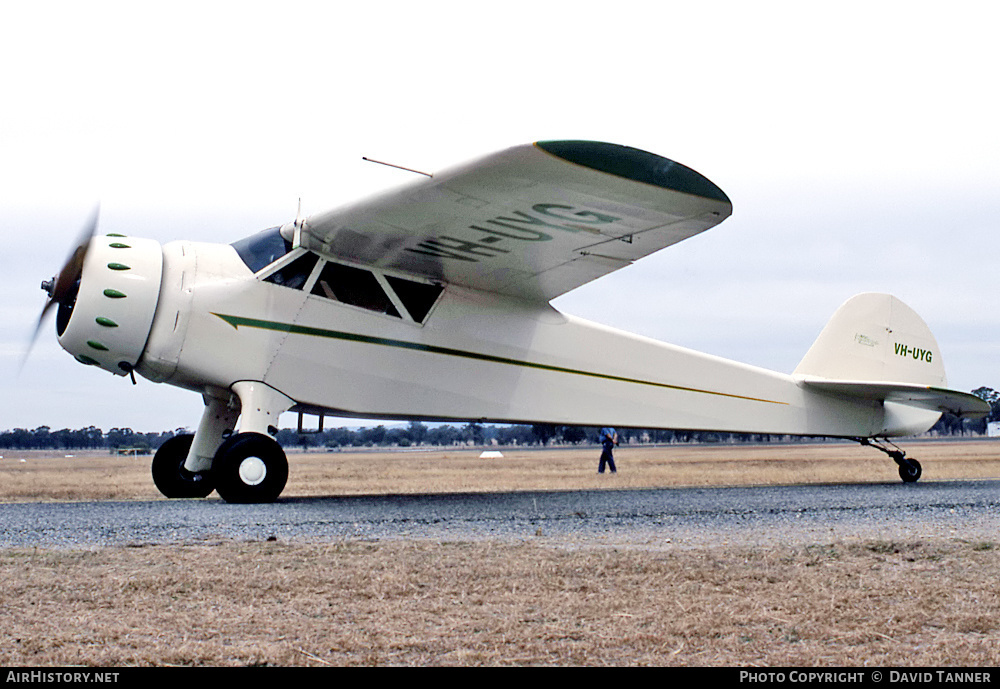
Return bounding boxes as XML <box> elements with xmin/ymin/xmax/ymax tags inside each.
<box><xmin>856</xmin><ymin>437</ymin><xmax>922</xmax><ymax>483</ymax></box>
<box><xmin>212</xmin><ymin>432</ymin><xmax>288</xmax><ymax>504</ymax></box>
<box><xmin>152</xmin><ymin>432</ymin><xmax>289</xmax><ymax>502</ymax></box>
<box><xmin>151</xmin><ymin>381</ymin><xmax>294</xmax><ymax>503</ymax></box>
<box><xmin>151</xmin><ymin>434</ymin><xmax>215</xmax><ymax>498</ymax></box>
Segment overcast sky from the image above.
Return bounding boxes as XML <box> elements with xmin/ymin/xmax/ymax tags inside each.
<box><xmin>2</xmin><ymin>1</ymin><xmax>998</xmax><ymax>433</ymax></box>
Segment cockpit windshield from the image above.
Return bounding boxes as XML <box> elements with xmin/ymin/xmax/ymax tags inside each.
<box><xmin>231</xmin><ymin>227</ymin><xmax>292</xmax><ymax>273</ymax></box>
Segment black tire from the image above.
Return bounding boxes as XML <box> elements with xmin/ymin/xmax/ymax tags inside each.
<box><xmin>898</xmin><ymin>458</ymin><xmax>922</xmax><ymax>483</ymax></box>
<box><xmin>213</xmin><ymin>432</ymin><xmax>288</xmax><ymax>504</ymax></box>
<box><xmin>151</xmin><ymin>434</ymin><xmax>215</xmax><ymax>498</ymax></box>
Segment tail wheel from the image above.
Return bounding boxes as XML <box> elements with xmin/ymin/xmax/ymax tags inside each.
<box><xmin>898</xmin><ymin>458</ymin><xmax>922</xmax><ymax>483</ymax></box>
<box><xmin>213</xmin><ymin>432</ymin><xmax>288</xmax><ymax>504</ymax></box>
<box><xmin>151</xmin><ymin>434</ymin><xmax>215</xmax><ymax>498</ymax></box>
<box><xmin>857</xmin><ymin>438</ymin><xmax>923</xmax><ymax>484</ymax></box>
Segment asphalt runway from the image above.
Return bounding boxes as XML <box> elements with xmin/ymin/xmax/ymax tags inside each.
<box><xmin>2</xmin><ymin>479</ymin><xmax>999</xmax><ymax>550</ymax></box>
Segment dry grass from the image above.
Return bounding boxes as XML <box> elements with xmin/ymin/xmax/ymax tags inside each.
<box><xmin>2</xmin><ymin>439</ymin><xmax>999</xmax><ymax>503</ymax></box>
<box><xmin>2</xmin><ymin>439</ymin><xmax>999</xmax><ymax>666</ymax></box>
<box><xmin>1</xmin><ymin>539</ymin><xmax>998</xmax><ymax>666</ymax></box>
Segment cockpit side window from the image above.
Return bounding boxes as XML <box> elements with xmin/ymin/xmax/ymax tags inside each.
<box><xmin>311</xmin><ymin>262</ymin><xmax>400</xmax><ymax>318</ymax></box>
<box><xmin>232</xmin><ymin>227</ymin><xmax>292</xmax><ymax>273</ymax></box>
<box><xmin>385</xmin><ymin>276</ymin><xmax>443</xmax><ymax>322</ymax></box>
<box><xmin>263</xmin><ymin>253</ymin><xmax>319</xmax><ymax>290</ymax></box>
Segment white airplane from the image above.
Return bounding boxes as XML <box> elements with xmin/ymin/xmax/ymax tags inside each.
<box><xmin>32</xmin><ymin>141</ymin><xmax>989</xmax><ymax>503</ymax></box>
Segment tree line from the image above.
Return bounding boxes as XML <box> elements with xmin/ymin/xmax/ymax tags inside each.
<box><xmin>3</xmin><ymin>387</ymin><xmax>997</xmax><ymax>452</ymax></box>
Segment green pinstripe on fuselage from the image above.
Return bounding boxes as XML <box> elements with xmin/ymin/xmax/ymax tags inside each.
<box><xmin>213</xmin><ymin>312</ymin><xmax>786</xmax><ymax>406</ymax></box>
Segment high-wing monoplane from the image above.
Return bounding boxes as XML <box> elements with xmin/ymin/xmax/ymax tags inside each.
<box><xmin>33</xmin><ymin>141</ymin><xmax>989</xmax><ymax>502</ymax></box>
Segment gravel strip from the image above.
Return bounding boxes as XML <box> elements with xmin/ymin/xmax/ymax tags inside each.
<box><xmin>2</xmin><ymin>480</ymin><xmax>998</xmax><ymax>550</ymax></box>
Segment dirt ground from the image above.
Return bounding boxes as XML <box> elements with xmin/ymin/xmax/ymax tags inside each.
<box><xmin>1</xmin><ymin>439</ymin><xmax>998</xmax><ymax>666</ymax></box>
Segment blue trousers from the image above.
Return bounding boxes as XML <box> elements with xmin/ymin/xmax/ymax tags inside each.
<box><xmin>598</xmin><ymin>445</ymin><xmax>616</xmax><ymax>473</ymax></box>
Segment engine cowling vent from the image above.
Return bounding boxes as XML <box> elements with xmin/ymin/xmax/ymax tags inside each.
<box><xmin>57</xmin><ymin>235</ymin><xmax>164</xmax><ymax>377</ymax></box>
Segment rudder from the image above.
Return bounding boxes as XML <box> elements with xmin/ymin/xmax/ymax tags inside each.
<box><xmin>793</xmin><ymin>293</ymin><xmax>947</xmax><ymax>387</ymax></box>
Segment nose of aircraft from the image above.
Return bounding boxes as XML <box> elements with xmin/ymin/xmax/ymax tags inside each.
<box><xmin>27</xmin><ymin>209</ymin><xmax>165</xmax><ymax>379</ymax></box>
<box><xmin>53</xmin><ymin>232</ymin><xmax>165</xmax><ymax>377</ymax></box>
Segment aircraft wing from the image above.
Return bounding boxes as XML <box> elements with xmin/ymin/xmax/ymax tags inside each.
<box><xmin>297</xmin><ymin>141</ymin><xmax>732</xmax><ymax>301</ymax></box>
<box><xmin>800</xmin><ymin>378</ymin><xmax>991</xmax><ymax>417</ymax></box>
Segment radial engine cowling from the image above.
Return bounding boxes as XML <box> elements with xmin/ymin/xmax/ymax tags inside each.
<box><xmin>57</xmin><ymin>235</ymin><xmax>163</xmax><ymax>377</ymax></box>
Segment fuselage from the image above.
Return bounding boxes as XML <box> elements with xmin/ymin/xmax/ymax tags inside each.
<box><xmin>129</xmin><ymin>234</ymin><xmax>935</xmax><ymax>438</ymax></box>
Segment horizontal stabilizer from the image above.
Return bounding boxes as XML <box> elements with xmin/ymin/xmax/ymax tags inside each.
<box><xmin>799</xmin><ymin>378</ymin><xmax>990</xmax><ymax>418</ymax></box>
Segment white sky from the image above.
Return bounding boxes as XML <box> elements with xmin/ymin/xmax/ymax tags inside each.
<box><xmin>2</xmin><ymin>1</ymin><xmax>998</xmax><ymax>433</ymax></box>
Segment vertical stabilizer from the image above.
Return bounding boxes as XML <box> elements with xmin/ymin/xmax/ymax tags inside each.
<box><xmin>793</xmin><ymin>293</ymin><xmax>947</xmax><ymax>387</ymax></box>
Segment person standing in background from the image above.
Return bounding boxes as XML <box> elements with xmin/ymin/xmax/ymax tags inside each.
<box><xmin>598</xmin><ymin>427</ymin><xmax>618</xmax><ymax>474</ymax></box>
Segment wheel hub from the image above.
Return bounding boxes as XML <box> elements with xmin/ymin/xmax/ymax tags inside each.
<box><xmin>238</xmin><ymin>456</ymin><xmax>267</xmax><ymax>485</ymax></box>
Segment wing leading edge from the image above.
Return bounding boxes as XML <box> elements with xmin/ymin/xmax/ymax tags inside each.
<box><xmin>298</xmin><ymin>141</ymin><xmax>733</xmax><ymax>301</ymax></box>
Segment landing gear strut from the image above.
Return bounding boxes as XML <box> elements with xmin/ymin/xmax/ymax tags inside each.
<box><xmin>151</xmin><ymin>382</ymin><xmax>295</xmax><ymax>503</ymax></box>
<box><xmin>857</xmin><ymin>437</ymin><xmax>922</xmax><ymax>483</ymax></box>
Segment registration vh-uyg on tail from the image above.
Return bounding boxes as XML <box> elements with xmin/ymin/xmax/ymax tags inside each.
<box><xmin>29</xmin><ymin>140</ymin><xmax>989</xmax><ymax>502</ymax></box>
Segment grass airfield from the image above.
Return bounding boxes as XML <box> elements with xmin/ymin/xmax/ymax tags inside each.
<box><xmin>1</xmin><ymin>439</ymin><xmax>999</xmax><ymax>666</ymax></box>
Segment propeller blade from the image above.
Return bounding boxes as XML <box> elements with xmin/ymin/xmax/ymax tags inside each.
<box><xmin>19</xmin><ymin>206</ymin><xmax>101</xmax><ymax>374</ymax></box>
<box><xmin>19</xmin><ymin>299</ymin><xmax>56</xmax><ymax>374</ymax></box>
<box><xmin>51</xmin><ymin>206</ymin><xmax>100</xmax><ymax>305</ymax></box>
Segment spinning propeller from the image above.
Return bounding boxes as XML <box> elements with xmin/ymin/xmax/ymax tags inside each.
<box><xmin>22</xmin><ymin>207</ymin><xmax>100</xmax><ymax>369</ymax></box>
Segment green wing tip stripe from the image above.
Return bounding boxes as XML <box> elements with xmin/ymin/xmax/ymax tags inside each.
<box><xmin>95</xmin><ymin>317</ymin><xmax>119</xmax><ymax>328</ymax></box>
<box><xmin>107</xmin><ymin>263</ymin><xmax>131</xmax><ymax>271</ymax></box>
<box><xmin>75</xmin><ymin>355</ymin><xmax>100</xmax><ymax>366</ymax></box>
<box><xmin>106</xmin><ymin>233</ymin><xmax>127</xmax><ymax>237</ymax></box>
<box><xmin>535</xmin><ymin>140</ymin><xmax>730</xmax><ymax>203</ymax></box>
<box><xmin>103</xmin><ymin>289</ymin><xmax>127</xmax><ymax>299</ymax></box>
<box><xmin>109</xmin><ymin>242</ymin><xmax>131</xmax><ymax>249</ymax></box>
<box><xmin>215</xmin><ymin>313</ymin><xmax>784</xmax><ymax>406</ymax></box>
<box><xmin>86</xmin><ymin>340</ymin><xmax>109</xmax><ymax>351</ymax></box>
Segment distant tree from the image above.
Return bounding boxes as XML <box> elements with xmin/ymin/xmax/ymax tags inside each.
<box><xmin>320</xmin><ymin>427</ymin><xmax>350</xmax><ymax>448</ymax></box>
<box><xmin>31</xmin><ymin>426</ymin><xmax>52</xmax><ymax>449</ymax></box>
<box><xmin>427</xmin><ymin>424</ymin><xmax>460</xmax><ymax>446</ymax></box>
<box><xmin>106</xmin><ymin>427</ymin><xmax>136</xmax><ymax>448</ymax></box>
<box><xmin>493</xmin><ymin>425</ymin><xmax>533</xmax><ymax>446</ymax></box>
<box><xmin>648</xmin><ymin>429</ymin><xmax>676</xmax><ymax>443</ymax></box>
<box><xmin>359</xmin><ymin>425</ymin><xmax>387</xmax><ymax>446</ymax></box>
<box><xmin>461</xmin><ymin>422</ymin><xmax>485</xmax><ymax>445</ymax></box>
<box><xmin>972</xmin><ymin>387</ymin><xmax>1000</xmax><ymax>422</ymax></box>
<box><xmin>406</xmin><ymin>421</ymin><xmax>428</xmax><ymax>446</ymax></box>
<box><xmin>51</xmin><ymin>428</ymin><xmax>74</xmax><ymax>449</ymax></box>
<box><xmin>531</xmin><ymin>424</ymin><xmax>559</xmax><ymax>446</ymax></box>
